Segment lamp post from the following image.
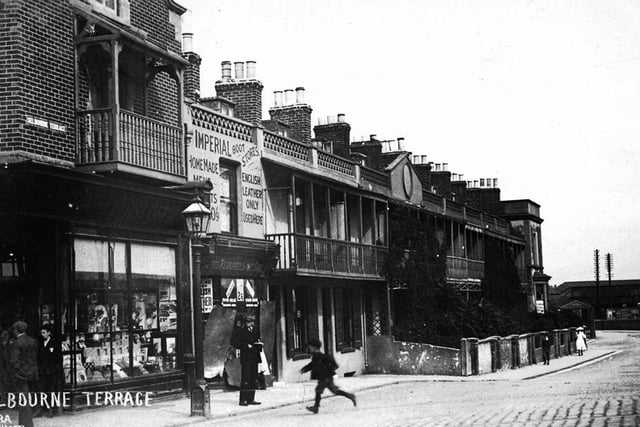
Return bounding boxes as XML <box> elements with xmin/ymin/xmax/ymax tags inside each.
<box><xmin>181</xmin><ymin>195</ymin><xmax>211</xmax><ymax>417</ymax></box>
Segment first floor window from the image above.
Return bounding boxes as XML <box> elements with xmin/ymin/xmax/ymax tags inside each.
<box><xmin>219</xmin><ymin>161</ymin><xmax>238</xmax><ymax>234</ymax></box>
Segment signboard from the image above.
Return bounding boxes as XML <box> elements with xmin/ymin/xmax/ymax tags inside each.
<box><xmin>201</xmin><ymin>279</ymin><xmax>213</xmax><ymax>313</ymax></box>
<box><xmin>536</xmin><ymin>300</ymin><xmax>545</xmax><ymax>314</ymax></box>
<box><xmin>187</xmin><ymin>109</ymin><xmax>264</xmax><ymax>239</ymax></box>
<box><xmin>221</xmin><ymin>278</ymin><xmax>258</xmax><ymax>308</ymax></box>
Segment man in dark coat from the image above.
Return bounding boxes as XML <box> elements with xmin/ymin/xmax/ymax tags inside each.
<box><xmin>9</xmin><ymin>321</ymin><xmax>39</xmax><ymax>427</ymax></box>
<box><xmin>38</xmin><ymin>324</ymin><xmax>60</xmax><ymax>417</ymax></box>
<box><xmin>541</xmin><ymin>332</ymin><xmax>553</xmax><ymax>365</ymax></box>
<box><xmin>300</xmin><ymin>338</ymin><xmax>356</xmax><ymax>414</ymax></box>
<box><xmin>235</xmin><ymin>315</ymin><xmax>262</xmax><ymax>406</ymax></box>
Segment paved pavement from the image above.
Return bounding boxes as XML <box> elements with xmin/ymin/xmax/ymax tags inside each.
<box><xmin>9</xmin><ymin>334</ymin><xmax>621</xmax><ymax>427</ymax></box>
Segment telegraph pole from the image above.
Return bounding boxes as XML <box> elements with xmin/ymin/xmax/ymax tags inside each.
<box><xmin>606</xmin><ymin>253</ymin><xmax>614</xmax><ymax>318</ymax></box>
<box><xmin>594</xmin><ymin>249</ymin><xmax>600</xmax><ymax>318</ymax></box>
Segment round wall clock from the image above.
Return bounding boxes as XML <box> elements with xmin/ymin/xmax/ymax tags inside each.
<box><xmin>402</xmin><ymin>164</ymin><xmax>413</xmax><ymax>198</ymax></box>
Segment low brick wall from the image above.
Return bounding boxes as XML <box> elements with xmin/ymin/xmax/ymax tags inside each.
<box><xmin>366</xmin><ymin>328</ymin><xmax>579</xmax><ymax>378</ymax></box>
<box><xmin>462</xmin><ymin>328</ymin><xmax>576</xmax><ymax>376</ymax></box>
<box><xmin>366</xmin><ymin>335</ymin><xmax>461</xmax><ymax>376</ymax></box>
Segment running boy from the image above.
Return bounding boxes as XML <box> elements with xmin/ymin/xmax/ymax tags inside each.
<box><xmin>300</xmin><ymin>338</ymin><xmax>356</xmax><ymax>414</ymax></box>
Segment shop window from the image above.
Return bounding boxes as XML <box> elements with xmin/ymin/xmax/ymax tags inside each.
<box><xmin>68</xmin><ymin>238</ymin><xmax>177</xmax><ymax>387</ymax></box>
<box><xmin>334</xmin><ymin>288</ymin><xmax>362</xmax><ymax>352</ymax></box>
<box><xmin>0</xmin><ymin>253</ymin><xmax>25</xmax><ymax>278</ymax></box>
<box><xmin>219</xmin><ymin>162</ymin><xmax>238</xmax><ymax>234</ymax></box>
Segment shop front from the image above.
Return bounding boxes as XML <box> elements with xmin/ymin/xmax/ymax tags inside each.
<box><xmin>199</xmin><ymin>234</ymin><xmax>278</xmax><ymax>386</ymax></box>
<box><xmin>0</xmin><ymin>162</ymin><xmax>194</xmax><ymax>403</ymax></box>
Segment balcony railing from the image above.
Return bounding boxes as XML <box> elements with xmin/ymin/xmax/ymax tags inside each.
<box><xmin>266</xmin><ymin>233</ymin><xmax>387</xmax><ymax>278</ymax></box>
<box><xmin>446</xmin><ymin>256</ymin><xmax>485</xmax><ymax>281</ymax></box>
<box><xmin>263</xmin><ymin>130</ymin><xmax>390</xmax><ymax>189</ymax></box>
<box><xmin>76</xmin><ymin>109</ymin><xmax>185</xmax><ymax>178</ymax></box>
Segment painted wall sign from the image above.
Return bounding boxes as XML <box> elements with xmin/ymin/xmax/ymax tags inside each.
<box><xmin>187</xmin><ymin>111</ymin><xmax>264</xmax><ymax>239</ymax></box>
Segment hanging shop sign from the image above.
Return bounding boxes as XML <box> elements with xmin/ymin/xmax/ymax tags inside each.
<box><xmin>221</xmin><ymin>278</ymin><xmax>258</xmax><ymax>308</ymax></box>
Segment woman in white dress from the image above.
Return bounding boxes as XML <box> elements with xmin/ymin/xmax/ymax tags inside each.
<box><xmin>575</xmin><ymin>327</ymin><xmax>587</xmax><ymax>356</ymax></box>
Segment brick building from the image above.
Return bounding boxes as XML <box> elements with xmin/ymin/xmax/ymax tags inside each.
<box><xmin>0</xmin><ymin>0</ymin><xmax>196</xmax><ymax>398</ymax></box>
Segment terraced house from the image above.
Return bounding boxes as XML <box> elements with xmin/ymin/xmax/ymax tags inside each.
<box><xmin>0</xmin><ymin>0</ymin><xmax>550</xmax><ymax>401</ymax></box>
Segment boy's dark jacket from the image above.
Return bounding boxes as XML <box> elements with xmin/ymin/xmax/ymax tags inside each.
<box><xmin>300</xmin><ymin>351</ymin><xmax>339</xmax><ymax>380</ymax></box>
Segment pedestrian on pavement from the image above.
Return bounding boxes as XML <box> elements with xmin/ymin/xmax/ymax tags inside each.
<box><xmin>8</xmin><ymin>321</ymin><xmax>39</xmax><ymax>427</ymax></box>
<box><xmin>235</xmin><ymin>314</ymin><xmax>262</xmax><ymax>406</ymax></box>
<box><xmin>39</xmin><ymin>324</ymin><xmax>61</xmax><ymax>417</ymax></box>
<box><xmin>541</xmin><ymin>332</ymin><xmax>552</xmax><ymax>365</ymax></box>
<box><xmin>300</xmin><ymin>338</ymin><xmax>356</xmax><ymax>414</ymax></box>
<box><xmin>0</xmin><ymin>329</ymin><xmax>13</xmax><ymax>405</ymax></box>
<box><xmin>576</xmin><ymin>326</ymin><xmax>587</xmax><ymax>356</ymax></box>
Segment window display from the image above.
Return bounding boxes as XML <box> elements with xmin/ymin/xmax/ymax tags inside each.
<box><xmin>69</xmin><ymin>237</ymin><xmax>178</xmax><ymax>386</ymax></box>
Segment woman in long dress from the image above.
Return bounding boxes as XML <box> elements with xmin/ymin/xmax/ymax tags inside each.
<box><xmin>575</xmin><ymin>327</ymin><xmax>587</xmax><ymax>356</ymax></box>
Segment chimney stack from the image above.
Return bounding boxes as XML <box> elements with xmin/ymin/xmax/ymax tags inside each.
<box><xmin>314</xmin><ymin>114</ymin><xmax>351</xmax><ymax>158</ymax></box>
<box><xmin>268</xmin><ymin>86</ymin><xmax>312</xmax><ymax>143</ymax></box>
<box><xmin>182</xmin><ymin>33</ymin><xmax>201</xmax><ymax>102</ymax></box>
<box><xmin>214</xmin><ymin>60</ymin><xmax>263</xmax><ymax>126</ymax></box>
<box><xmin>349</xmin><ymin>131</ymin><xmax>382</xmax><ymax>170</ymax></box>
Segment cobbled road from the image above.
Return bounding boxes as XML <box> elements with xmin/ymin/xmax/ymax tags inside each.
<box><xmin>212</xmin><ymin>331</ymin><xmax>640</xmax><ymax>426</ymax></box>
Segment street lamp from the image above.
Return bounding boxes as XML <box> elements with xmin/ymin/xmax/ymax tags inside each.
<box><xmin>181</xmin><ymin>195</ymin><xmax>211</xmax><ymax>417</ymax></box>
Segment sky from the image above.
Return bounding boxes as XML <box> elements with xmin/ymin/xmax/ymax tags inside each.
<box><xmin>179</xmin><ymin>0</ymin><xmax>640</xmax><ymax>286</ymax></box>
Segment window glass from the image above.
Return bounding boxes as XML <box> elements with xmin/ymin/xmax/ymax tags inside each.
<box><xmin>70</xmin><ymin>238</ymin><xmax>177</xmax><ymax>386</ymax></box>
<box><xmin>220</xmin><ymin>163</ymin><xmax>238</xmax><ymax>234</ymax></box>
<box><xmin>285</xmin><ymin>287</ymin><xmax>308</xmax><ymax>355</ymax></box>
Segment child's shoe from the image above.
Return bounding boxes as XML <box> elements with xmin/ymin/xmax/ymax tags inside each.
<box><xmin>306</xmin><ymin>405</ymin><xmax>319</xmax><ymax>414</ymax></box>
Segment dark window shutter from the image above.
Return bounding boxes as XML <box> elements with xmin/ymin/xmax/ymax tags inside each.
<box><xmin>285</xmin><ymin>288</ymin><xmax>295</xmax><ymax>358</ymax></box>
<box><xmin>353</xmin><ymin>288</ymin><xmax>363</xmax><ymax>349</ymax></box>
<box><xmin>334</xmin><ymin>288</ymin><xmax>344</xmax><ymax>351</ymax></box>
<box><xmin>307</xmin><ymin>288</ymin><xmax>319</xmax><ymax>346</ymax></box>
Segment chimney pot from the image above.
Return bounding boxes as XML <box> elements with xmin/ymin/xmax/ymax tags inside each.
<box><xmin>493</xmin><ymin>178</ymin><xmax>498</xmax><ymax>187</ymax></box>
<box><xmin>370</xmin><ymin>134</ymin><xmax>377</xmax><ymax>141</ymax></box>
<box><xmin>443</xmin><ymin>163</ymin><xmax>448</xmax><ymax>171</ymax></box>
<box><xmin>234</xmin><ymin>61</ymin><xmax>245</xmax><ymax>79</ymax></box>
<box><xmin>337</xmin><ymin>113</ymin><xmax>345</xmax><ymax>123</ymax></box>
<box><xmin>421</xmin><ymin>155</ymin><xmax>427</xmax><ymax>164</ymax></box>
<box><xmin>182</xmin><ymin>32</ymin><xmax>194</xmax><ymax>53</ymax></box>
<box><xmin>397</xmin><ymin>137</ymin><xmax>405</xmax><ymax>151</ymax></box>
<box><xmin>274</xmin><ymin>90</ymin><xmax>283</xmax><ymax>107</ymax></box>
<box><xmin>295</xmin><ymin>87</ymin><xmax>305</xmax><ymax>104</ymax></box>
<box><xmin>246</xmin><ymin>61</ymin><xmax>256</xmax><ymax>79</ymax></box>
<box><xmin>284</xmin><ymin>89</ymin><xmax>295</xmax><ymax>105</ymax></box>
<box><xmin>413</xmin><ymin>155</ymin><xmax>419</xmax><ymax>164</ymax></box>
<box><xmin>221</xmin><ymin>61</ymin><xmax>232</xmax><ymax>81</ymax></box>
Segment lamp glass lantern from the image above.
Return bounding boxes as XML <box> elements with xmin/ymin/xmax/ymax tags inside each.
<box><xmin>181</xmin><ymin>196</ymin><xmax>211</xmax><ymax>237</ymax></box>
